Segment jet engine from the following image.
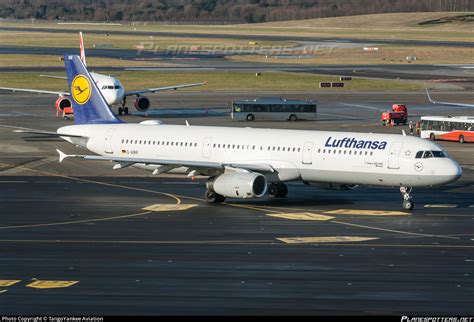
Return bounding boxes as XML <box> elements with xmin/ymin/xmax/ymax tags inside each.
<box><xmin>305</xmin><ymin>182</ymin><xmax>359</xmax><ymax>190</ymax></box>
<box><xmin>55</xmin><ymin>97</ymin><xmax>72</xmax><ymax>113</ymax></box>
<box><xmin>134</xmin><ymin>96</ymin><xmax>151</xmax><ymax>112</ymax></box>
<box><xmin>207</xmin><ymin>172</ymin><xmax>267</xmax><ymax>198</ymax></box>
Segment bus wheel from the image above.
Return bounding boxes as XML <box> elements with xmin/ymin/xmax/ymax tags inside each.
<box><xmin>430</xmin><ymin>133</ymin><xmax>435</xmax><ymax>141</ymax></box>
<box><xmin>289</xmin><ymin>114</ymin><xmax>297</xmax><ymax>121</ymax></box>
<box><xmin>459</xmin><ymin>135</ymin><xmax>465</xmax><ymax>143</ymax></box>
<box><xmin>246</xmin><ymin>114</ymin><xmax>254</xmax><ymax>121</ymax></box>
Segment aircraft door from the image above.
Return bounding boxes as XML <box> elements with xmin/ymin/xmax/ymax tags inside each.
<box><xmin>104</xmin><ymin>129</ymin><xmax>115</xmax><ymax>154</ymax></box>
<box><xmin>388</xmin><ymin>141</ymin><xmax>403</xmax><ymax>169</ymax></box>
<box><xmin>202</xmin><ymin>137</ymin><xmax>212</xmax><ymax>158</ymax></box>
<box><xmin>302</xmin><ymin>142</ymin><xmax>313</xmax><ymax>165</ymax></box>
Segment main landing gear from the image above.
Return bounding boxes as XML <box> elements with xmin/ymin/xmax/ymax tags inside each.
<box><xmin>268</xmin><ymin>182</ymin><xmax>288</xmax><ymax>198</ymax></box>
<box><xmin>118</xmin><ymin>106</ymin><xmax>129</xmax><ymax>116</ymax></box>
<box><xmin>400</xmin><ymin>186</ymin><xmax>414</xmax><ymax>210</ymax></box>
<box><xmin>205</xmin><ymin>190</ymin><xmax>226</xmax><ymax>203</ymax></box>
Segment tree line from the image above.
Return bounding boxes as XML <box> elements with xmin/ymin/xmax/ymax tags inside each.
<box><xmin>1</xmin><ymin>0</ymin><xmax>473</xmax><ymax>23</ymax></box>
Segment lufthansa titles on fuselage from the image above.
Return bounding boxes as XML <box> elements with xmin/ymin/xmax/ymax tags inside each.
<box><xmin>324</xmin><ymin>137</ymin><xmax>388</xmax><ymax>150</ymax></box>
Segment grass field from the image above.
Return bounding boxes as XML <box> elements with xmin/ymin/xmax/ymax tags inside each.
<box><xmin>0</xmin><ymin>12</ymin><xmax>472</xmax><ymax>42</ymax></box>
<box><xmin>0</xmin><ymin>31</ymin><xmax>294</xmax><ymax>50</ymax></box>
<box><xmin>0</xmin><ymin>71</ymin><xmax>424</xmax><ymax>92</ymax></box>
<box><xmin>0</xmin><ymin>54</ymin><xmax>183</xmax><ymax>67</ymax></box>
<box><xmin>226</xmin><ymin>45</ymin><xmax>474</xmax><ymax>65</ymax></box>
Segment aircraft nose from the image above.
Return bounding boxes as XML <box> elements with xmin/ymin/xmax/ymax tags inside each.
<box><xmin>445</xmin><ymin>159</ymin><xmax>462</xmax><ymax>183</ymax></box>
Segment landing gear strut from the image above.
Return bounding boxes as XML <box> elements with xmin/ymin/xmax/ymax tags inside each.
<box><xmin>118</xmin><ymin>97</ymin><xmax>129</xmax><ymax>116</ymax></box>
<box><xmin>400</xmin><ymin>186</ymin><xmax>414</xmax><ymax>210</ymax></box>
<box><xmin>118</xmin><ymin>106</ymin><xmax>129</xmax><ymax>116</ymax></box>
<box><xmin>205</xmin><ymin>190</ymin><xmax>226</xmax><ymax>203</ymax></box>
<box><xmin>268</xmin><ymin>182</ymin><xmax>288</xmax><ymax>198</ymax></box>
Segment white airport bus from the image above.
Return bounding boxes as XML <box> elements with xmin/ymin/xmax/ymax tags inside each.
<box><xmin>231</xmin><ymin>97</ymin><xmax>317</xmax><ymax>121</ymax></box>
<box><xmin>420</xmin><ymin>116</ymin><xmax>474</xmax><ymax>143</ymax></box>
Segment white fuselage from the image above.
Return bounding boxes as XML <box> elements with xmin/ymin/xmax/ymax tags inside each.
<box><xmin>90</xmin><ymin>72</ymin><xmax>125</xmax><ymax>106</ymax></box>
<box><xmin>58</xmin><ymin>124</ymin><xmax>462</xmax><ymax>188</ymax></box>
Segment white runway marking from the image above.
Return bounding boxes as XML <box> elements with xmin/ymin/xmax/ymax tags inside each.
<box><xmin>318</xmin><ymin>113</ymin><xmax>359</xmax><ymax>119</ymax></box>
<box><xmin>339</xmin><ymin>103</ymin><xmax>385</xmax><ymax>112</ymax></box>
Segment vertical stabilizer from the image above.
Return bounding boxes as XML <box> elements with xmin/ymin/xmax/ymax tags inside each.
<box><xmin>64</xmin><ymin>54</ymin><xmax>122</xmax><ymax>124</ymax></box>
<box><xmin>79</xmin><ymin>32</ymin><xmax>87</xmax><ymax>66</ymax></box>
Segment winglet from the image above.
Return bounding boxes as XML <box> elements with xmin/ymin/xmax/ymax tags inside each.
<box><xmin>185</xmin><ymin>120</ymin><xmax>190</xmax><ymax>127</ymax></box>
<box><xmin>56</xmin><ymin>149</ymin><xmax>68</xmax><ymax>163</ymax></box>
<box><xmin>424</xmin><ymin>84</ymin><xmax>435</xmax><ymax>104</ymax></box>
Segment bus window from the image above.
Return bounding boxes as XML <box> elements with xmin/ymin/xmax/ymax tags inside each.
<box><xmin>302</xmin><ymin>104</ymin><xmax>316</xmax><ymax>112</ymax></box>
<box><xmin>271</xmin><ymin>104</ymin><xmax>282</xmax><ymax>112</ymax></box>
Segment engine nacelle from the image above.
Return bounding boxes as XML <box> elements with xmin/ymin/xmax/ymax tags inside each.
<box><xmin>207</xmin><ymin>172</ymin><xmax>267</xmax><ymax>199</ymax></box>
<box><xmin>55</xmin><ymin>97</ymin><xmax>71</xmax><ymax>112</ymax></box>
<box><xmin>305</xmin><ymin>182</ymin><xmax>359</xmax><ymax>190</ymax></box>
<box><xmin>134</xmin><ymin>96</ymin><xmax>151</xmax><ymax>112</ymax></box>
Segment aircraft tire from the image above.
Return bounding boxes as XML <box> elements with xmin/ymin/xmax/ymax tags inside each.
<box><xmin>402</xmin><ymin>200</ymin><xmax>414</xmax><ymax>210</ymax></box>
<box><xmin>205</xmin><ymin>190</ymin><xmax>226</xmax><ymax>203</ymax></box>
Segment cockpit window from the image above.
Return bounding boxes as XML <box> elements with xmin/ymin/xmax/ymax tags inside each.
<box><xmin>114</xmin><ymin>85</ymin><xmax>121</xmax><ymax>89</ymax></box>
<box><xmin>416</xmin><ymin>150</ymin><xmax>447</xmax><ymax>159</ymax></box>
<box><xmin>432</xmin><ymin>151</ymin><xmax>446</xmax><ymax>158</ymax></box>
<box><xmin>423</xmin><ymin>151</ymin><xmax>434</xmax><ymax>159</ymax></box>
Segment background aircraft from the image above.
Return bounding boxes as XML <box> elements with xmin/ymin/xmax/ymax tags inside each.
<box><xmin>425</xmin><ymin>86</ymin><xmax>474</xmax><ymax>108</ymax></box>
<box><xmin>0</xmin><ymin>32</ymin><xmax>206</xmax><ymax>117</ymax></box>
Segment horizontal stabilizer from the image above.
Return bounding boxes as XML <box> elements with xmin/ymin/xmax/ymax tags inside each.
<box><xmin>1</xmin><ymin>125</ymin><xmax>85</xmax><ymax>138</ymax></box>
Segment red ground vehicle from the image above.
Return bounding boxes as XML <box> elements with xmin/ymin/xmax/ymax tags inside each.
<box><xmin>381</xmin><ymin>104</ymin><xmax>408</xmax><ymax>126</ymax></box>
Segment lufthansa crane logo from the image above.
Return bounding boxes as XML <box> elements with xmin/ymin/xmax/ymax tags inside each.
<box><xmin>71</xmin><ymin>75</ymin><xmax>91</xmax><ymax>105</ymax></box>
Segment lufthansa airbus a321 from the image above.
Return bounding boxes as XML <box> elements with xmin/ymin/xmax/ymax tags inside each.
<box><xmin>14</xmin><ymin>55</ymin><xmax>462</xmax><ymax>210</ymax></box>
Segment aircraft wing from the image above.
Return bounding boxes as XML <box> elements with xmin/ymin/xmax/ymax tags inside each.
<box><xmin>56</xmin><ymin>150</ymin><xmax>275</xmax><ymax>174</ymax></box>
<box><xmin>124</xmin><ymin>81</ymin><xmax>206</xmax><ymax>97</ymax></box>
<box><xmin>425</xmin><ymin>86</ymin><xmax>474</xmax><ymax>108</ymax></box>
<box><xmin>0</xmin><ymin>86</ymin><xmax>69</xmax><ymax>96</ymax></box>
<box><xmin>39</xmin><ymin>75</ymin><xmax>68</xmax><ymax>80</ymax></box>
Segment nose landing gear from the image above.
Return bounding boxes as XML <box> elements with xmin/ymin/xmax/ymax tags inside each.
<box><xmin>400</xmin><ymin>186</ymin><xmax>414</xmax><ymax>210</ymax></box>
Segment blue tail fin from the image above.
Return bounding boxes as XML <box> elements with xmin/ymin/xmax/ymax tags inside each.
<box><xmin>64</xmin><ymin>54</ymin><xmax>122</xmax><ymax>124</ymax></box>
